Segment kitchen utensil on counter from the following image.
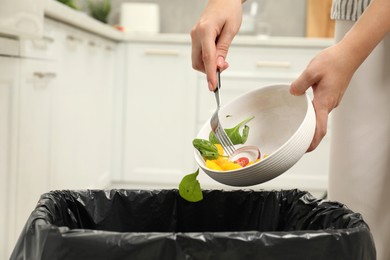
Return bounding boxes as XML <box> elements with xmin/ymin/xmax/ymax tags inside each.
<box><xmin>120</xmin><ymin>3</ymin><xmax>160</xmax><ymax>34</ymax></box>
<box><xmin>194</xmin><ymin>84</ymin><xmax>316</xmax><ymax>186</ymax></box>
<box><xmin>210</xmin><ymin>71</ymin><xmax>236</xmax><ymax>157</ymax></box>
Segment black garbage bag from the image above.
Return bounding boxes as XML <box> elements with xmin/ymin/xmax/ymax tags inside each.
<box><xmin>11</xmin><ymin>189</ymin><xmax>375</xmax><ymax>260</ymax></box>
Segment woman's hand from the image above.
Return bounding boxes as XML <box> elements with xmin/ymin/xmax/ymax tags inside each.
<box><xmin>291</xmin><ymin>0</ymin><xmax>390</xmax><ymax>152</ymax></box>
<box><xmin>290</xmin><ymin>43</ymin><xmax>357</xmax><ymax>152</ymax></box>
<box><xmin>191</xmin><ymin>0</ymin><xmax>243</xmax><ymax>91</ymax></box>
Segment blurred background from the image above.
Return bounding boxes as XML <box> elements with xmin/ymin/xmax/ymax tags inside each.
<box><xmin>71</xmin><ymin>0</ymin><xmax>333</xmax><ymax>37</ymax></box>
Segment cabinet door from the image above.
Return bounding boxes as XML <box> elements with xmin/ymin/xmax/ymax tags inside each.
<box><xmin>82</xmin><ymin>35</ymin><xmax>115</xmax><ymax>189</ymax></box>
<box><xmin>0</xmin><ymin>56</ymin><xmax>19</xmax><ymax>260</ymax></box>
<box><xmin>50</xmin><ymin>25</ymin><xmax>115</xmax><ymax>189</ymax></box>
<box><xmin>123</xmin><ymin>43</ymin><xmax>197</xmax><ymax>186</ymax></box>
<box><xmin>12</xmin><ymin>59</ymin><xmax>57</xmax><ymax>249</ymax></box>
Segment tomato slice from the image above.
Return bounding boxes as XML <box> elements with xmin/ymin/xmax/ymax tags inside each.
<box><xmin>234</xmin><ymin>157</ymin><xmax>250</xmax><ymax>167</ymax></box>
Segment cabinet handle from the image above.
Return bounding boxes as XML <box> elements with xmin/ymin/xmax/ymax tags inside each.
<box><xmin>33</xmin><ymin>72</ymin><xmax>57</xmax><ymax>79</ymax></box>
<box><xmin>88</xmin><ymin>41</ymin><xmax>100</xmax><ymax>47</ymax></box>
<box><xmin>144</xmin><ymin>49</ymin><xmax>180</xmax><ymax>56</ymax></box>
<box><xmin>32</xmin><ymin>36</ymin><xmax>55</xmax><ymax>49</ymax></box>
<box><xmin>105</xmin><ymin>45</ymin><xmax>113</xmax><ymax>51</ymax></box>
<box><xmin>256</xmin><ymin>61</ymin><xmax>291</xmax><ymax>68</ymax></box>
<box><xmin>42</xmin><ymin>36</ymin><xmax>54</xmax><ymax>43</ymax></box>
<box><xmin>66</xmin><ymin>35</ymin><xmax>83</xmax><ymax>43</ymax></box>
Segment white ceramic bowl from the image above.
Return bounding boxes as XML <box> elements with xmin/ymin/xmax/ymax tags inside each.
<box><xmin>194</xmin><ymin>84</ymin><xmax>315</xmax><ymax>186</ymax></box>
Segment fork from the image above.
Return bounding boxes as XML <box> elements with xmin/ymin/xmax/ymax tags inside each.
<box><xmin>210</xmin><ymin>70</ymin><xmax>237</xmax><ymax>157</ymax></box>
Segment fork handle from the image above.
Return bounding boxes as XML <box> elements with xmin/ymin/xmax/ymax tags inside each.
<box><xmin>214</xmin><ymin>70</ymin><xmax>221</xmax><ymax>107</ymax></box>
<box><xmin>214</xmin><ymin>70</ymin><xmax>221</xmax><ymax>93</ymax></box>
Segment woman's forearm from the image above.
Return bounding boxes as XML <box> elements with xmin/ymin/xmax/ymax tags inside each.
<box><xmin>338</xmin><ymin>0</ymin><xmax>390</xmax><ymax>71</ymax></box>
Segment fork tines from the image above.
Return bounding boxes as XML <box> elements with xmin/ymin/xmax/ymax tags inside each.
<box><xmin>215</xmin><ymin>124</ymin><xmax>235</xmax><ymax>157</ymax></box>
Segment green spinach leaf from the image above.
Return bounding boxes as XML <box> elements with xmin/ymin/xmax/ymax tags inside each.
<box><xmin>209</xmin><ymin>115</ymin><xmax>255</xmax><ymax>145</ymax></box>
<box><xmin>179</xmin><ymin>169</ymin><xmax>203</xmax><ymax>202</ymax></box>
<box><xmin>193</xmin><ymin>138</ymin><xmax>219</xmax><ymax>160</ymax></box>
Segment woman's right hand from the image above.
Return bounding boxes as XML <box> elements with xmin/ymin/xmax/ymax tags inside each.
<box><xmin>191</xmin><ymin>0</ymin><xmax>243</xmax><ymax>91</ymax></box>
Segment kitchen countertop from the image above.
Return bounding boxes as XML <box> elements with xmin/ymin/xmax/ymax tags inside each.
<box><xmin>44</xmin><ymin>0</ymin><xmax>334</xmax><ymax>48</ymax></box>
<box><xmin>44</xmin><ymin>0</ymin><xmax>123</xmax><ymax>41</ymax></box>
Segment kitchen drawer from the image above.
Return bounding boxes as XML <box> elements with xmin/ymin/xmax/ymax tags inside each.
<box><xmin>83</xmin><ymin>32</ymin><xmax>117</xmax><ymax>55</ymax></box>
<box><xmin>19</xmin><ymin>19</ymin><xmax>60</xmax><ymax>60</ymax></box>
<box><xmin>58</xmin><ymin>22</ymin><xmax>117</xmax><ymax>57</ymax></box>
<box><xmin>20</xmin><ymin>18</ymin><xmax>117</xmax><ymax>61</ymax></box>
<box><xmin>225</xmin><ymin>45</ymin><xmax>321</xmax><ymax>76</ymax></box>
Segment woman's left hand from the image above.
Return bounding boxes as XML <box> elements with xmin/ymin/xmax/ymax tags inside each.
<box><xmin>290</xmin><ymin>43</ymin><xmax>356</xmax><ymax>152</ymax></box>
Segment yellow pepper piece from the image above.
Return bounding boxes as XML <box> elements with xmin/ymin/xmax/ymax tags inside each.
<box><xmin>221</xmin><ymin>161</ymin><xmax>242</xmax><ymax>171</ymax></box>
<box><xmin>214</xmin><ymin>144</ymin><xmax>224</xmax><ymax>156</ymax></box>
<box><xmin>206</xmin><ymin>160</ymin><xmax>223</xmax><ymax>171</ymax></box>
<box><xmin>216</xmin><ymin>157</ymin><xmax>229</xmax><ymax>167</ymax></box>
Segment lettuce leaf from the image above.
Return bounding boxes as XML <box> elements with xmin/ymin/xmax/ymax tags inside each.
<box><xmin>179</xmin><ymin>169</ymin><xmax>203</xmax><ymax>202</ymax></box>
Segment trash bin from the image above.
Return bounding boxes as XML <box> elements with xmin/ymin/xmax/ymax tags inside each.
<box><xmin>11</xmin><ymin>189</ymin><xmax>375</xmax><ymax>260</ymax></box>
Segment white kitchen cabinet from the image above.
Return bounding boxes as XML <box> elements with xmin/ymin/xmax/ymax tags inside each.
<box><xmin>0</xmin><ymin>55</ymin><xmax>19</xmax><ymax>260</ymax></box>
<box><xmin>0</xmin><ymin>27</ymin><xmax>61</xmax><ymax>257</ymax></box>
<box><xmin>6</xmin><ymin>58</ymin><xmax>58</xmax><ymax>257</ymax></box>
<box><xmin>49</xmin><ymin>20</ymin><xmax>116</xmax><ymax>189</ymax></box>
<box><xmin>2</xmin><ymin>18</ymin><xmax>119</xmax><ymax>258</ymax></box>
<box><xmin>123</xmin><ymin>43</ymin><xmax>198</xmax><ymax>186</ymax></box>
<box><xmin>14</xmin><ymin>18</ymin><xmax>117</xmax><ymax>190</ymax></box>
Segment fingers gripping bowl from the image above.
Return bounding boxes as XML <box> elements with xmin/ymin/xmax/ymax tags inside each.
<box><xmin>194</xmin><ymin>84</ymin><xmax>316</xmax><ymax>187</ymax></box>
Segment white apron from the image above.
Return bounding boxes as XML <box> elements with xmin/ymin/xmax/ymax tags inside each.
<box><xmin>329</xmin><ymin>20</ymin><xmax>390</xmax><ymax>260</ymax></box>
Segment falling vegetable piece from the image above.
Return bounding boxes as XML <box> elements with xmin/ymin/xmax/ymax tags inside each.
<box><xmin>209</xmin><ymin>116</ymin><xmax>255</xmax><ymax>145</ymax></box>
<box><xmin>179</xmin><ymin>169</ymin><xmax>203</xmax><ymax>202</ymax></box>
